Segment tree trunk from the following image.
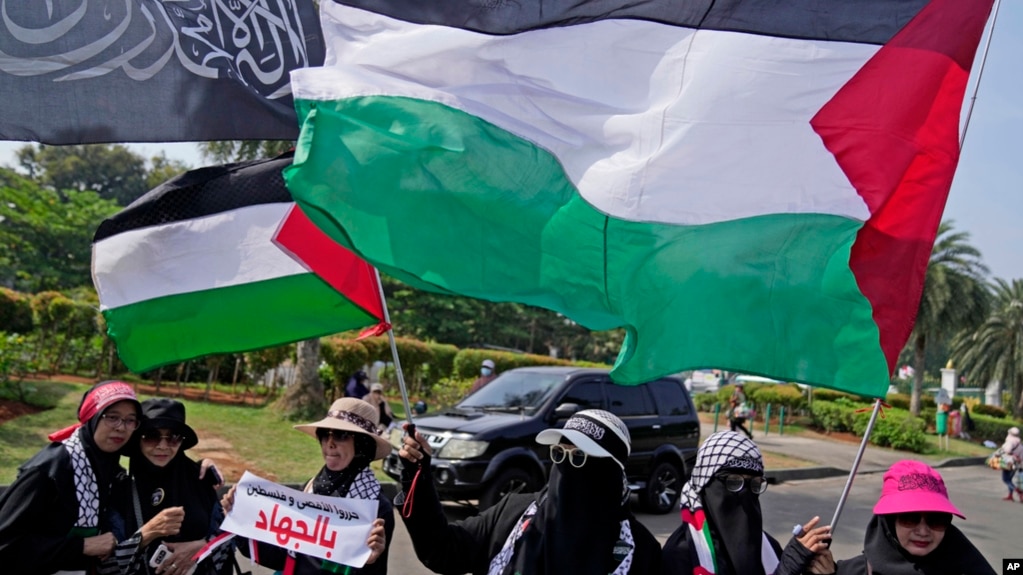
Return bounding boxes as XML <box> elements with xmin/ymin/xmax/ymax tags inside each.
<box><xmin>154</xmin><ymin>367</ymin><xmax>163</xmax><ymax>395</ymax></box>
<box><xmin>910</xmin><ymin>333</ymin><xmax>926</xmax><ymax>416</ymax></box>
<box><xmin>275</xmin><ymin>338</ymin><xmax>326</xmax><ymax>420</ymax></box>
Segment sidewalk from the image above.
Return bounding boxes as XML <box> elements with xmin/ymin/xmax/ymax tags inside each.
<box><xmin>699</xmin><ymin>422</ymin><xmax>987</xmax><ymax>483</ymax></box>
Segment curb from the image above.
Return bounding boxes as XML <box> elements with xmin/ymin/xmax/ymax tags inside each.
<box><xmin>770</xmin><ymin>456</ymin><xmax>985</xmax><ymax>484</ymax></box>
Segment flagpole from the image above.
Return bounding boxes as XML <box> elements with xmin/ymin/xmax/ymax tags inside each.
<box><xmin>828</xmin><ymin>398</ymin><xmax>883</xmax><ymax>531</ymax></box>
<box><xmin>371</xmin><ymin>269</ymin><xmax>416</xmax><ymax>432</ymax></box>
<box><xmin>960</xmin><ymin>0</ymin><xmax>1002</xmax><ymax>150</ymax></box>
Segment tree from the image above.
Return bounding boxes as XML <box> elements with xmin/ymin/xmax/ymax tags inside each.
<box><xmin>276</xmin><ymin>339</ymin><xmax>326</xmax><ymax>420</ymax></box>
<box><xmin>146</xmin><ymin>153</ymin><xmax>192</xmax><ymax>191</ymax></box>
<box><xmin>951</xmin><ymin>278</ymin><xmax>1023</xmax><ymax>418</ymax></box>
<box><xmin>908</xmin><ymin>221</ymin><xmax>990</xmax><ymax>415</ymax></box>
<box><xmin>0</xmin><ymin>169</ymin><xmax>121</xmax><ymax>291</ymax></box>
<box><xmin>16</xmin><ymin>144</ymin><xmax>150</xmax><ymax>205</ymax></box>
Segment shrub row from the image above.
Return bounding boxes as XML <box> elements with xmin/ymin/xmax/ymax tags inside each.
<box><xmin>809</xmin><ymin>400</ymin><xmax>929</xmax><ymax>452</ymax></box>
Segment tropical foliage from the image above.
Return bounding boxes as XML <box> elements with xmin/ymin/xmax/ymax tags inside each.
<box><xmin>908</xmin><ymin>221</ymin><xmax>989</xmax><ymax>415</ymax></box>
<box><xmin>951</xmin><ymin>278</ymin><xmax>1023</xmax><ymax>418</ymax></box>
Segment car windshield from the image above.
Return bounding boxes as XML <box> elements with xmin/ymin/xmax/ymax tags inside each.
<box><xmin>458</xmin><ymin>371</ymin><xmax>565</xmax><ymax>413</ymax></box>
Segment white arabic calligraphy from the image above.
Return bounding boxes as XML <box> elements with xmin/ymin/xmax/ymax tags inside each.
<box><xmin>0</xmin><ymin>0</ymin><xmax>310</xmax><ymax>98</ymax></box>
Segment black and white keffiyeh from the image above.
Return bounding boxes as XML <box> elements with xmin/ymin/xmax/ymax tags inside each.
<box><xmin>678</xmin><ymin>431</ymin><xmax>764</xmax><ymax>513</ymax></box>
<box><xmin>63</xmin><ymin>429</ymin><xmax>100</xmax><ymax>529</ymax></box>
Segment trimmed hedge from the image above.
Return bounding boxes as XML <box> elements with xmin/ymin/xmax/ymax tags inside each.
<box><xmin>452</xmin><ymin>349</ymin><xmax>571</xmax><ymax>379</ymax></box>
<box><xmin>750</xmin><ymin>384</ymin><xmax>806</xmax><ymax>412</ymax></box>
<box><xmin>971</xmin><ymin>412</ymin><xmax>1021</xmax><ymax>444</ymax></box>
<box><xmin>972</xmin><ymin>404</ymin><xmax>1008</xmax><ymax>418</ymax></box>
<box><xmin>0</xmin><ymin>288</ymin><xmax>33</xmax><ymax>334</ymax></box>
<box><xmin>693</xmin><ymin>392</ymin><xmax>719</xmax><ymax>412</ymax></box>
<box><xmin>320</xmin><ymin>338</ymin><xmax>369</xmax><ymax>390</ymax></box>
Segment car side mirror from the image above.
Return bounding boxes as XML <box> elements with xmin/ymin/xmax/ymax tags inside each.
<box><xmin>553</xmin><ymin>402</ymin><xmax>581</xmax><ymax>420</ymax></box>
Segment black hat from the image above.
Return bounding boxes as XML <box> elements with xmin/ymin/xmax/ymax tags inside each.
<box><xmin>140</xmin><ymin>398</ymin><xmax>199</xmax><ymax>450</ymax></box>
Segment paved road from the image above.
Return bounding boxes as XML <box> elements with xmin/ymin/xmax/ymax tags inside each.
<box><xmin>240</xmin><ymin>464</ymin><xmax>1013</xmax><ymax>573</ymax></box>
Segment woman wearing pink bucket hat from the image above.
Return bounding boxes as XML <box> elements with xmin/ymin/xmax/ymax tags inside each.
<box><xmin>809</xmin><ymin>460</ymin><xmax>994</xmax><ymax>574</ymax></box>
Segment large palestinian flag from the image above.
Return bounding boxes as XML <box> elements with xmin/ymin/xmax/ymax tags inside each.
<box><xmin>285</xmin><ymin>0</ymin><xmax>993</xmax><ymax>395</ymax></box>
<box><xmin>92</xmin><ymin>152</ymin><xmax>386</xmax><ymax>373</ymax></box>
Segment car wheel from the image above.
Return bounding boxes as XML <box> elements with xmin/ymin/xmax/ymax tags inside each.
<box><xmin>643</xmin><ymin>461</ymin><xmax>683</xmax><ymax>514</ymax></box>
<box><xmin>479</xmin><ymin>467</ymin><xmax>537</xmax><ymax>510</ymax></box>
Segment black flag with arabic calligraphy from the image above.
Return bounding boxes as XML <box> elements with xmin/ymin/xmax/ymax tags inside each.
<box><xmin>0</xmin><ymin>0</ymin><xmax>324</xmax><ymax>144</ymax></box>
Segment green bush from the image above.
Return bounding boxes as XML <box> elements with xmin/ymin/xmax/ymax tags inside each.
<box><xmin>885</xmin><ymin>393</ymin><xmax>910</xmax><ymax>410</ymax></box>
<box><xmin>423</xmin><ymin>376</ymin><xmax>475</xmax><ymax>410</ymax></box>
<box><xmin>0</xmin><ymin>288</ymin><xmax>33</xmax><ymax>333</ymax></box>
<box><xmin>425</xmin><ymin>342</ymin><xmax>459</xmax><ymax>380</ymax></box>
<box><xmin>810</xmin><ymin>400</ymin><xmax>859</xmax><ymax>433</ymax></box>
<box><xmin>812</xmin><ymin>388</ymin><xmax>862</xmax><ymax>403</ymax></box>
<box><xmin>972</xmin><ymin>404</ymin><xmax>1008</xmax><ymax>418</ymax></box>
<box><xmin>750</xmin><ymin>384</ymin><xmax>806</xmax><ymax>412</ymax></box>
<box><xmin>320</xmin><ymin>338</ymin><xmax>369</xmax><ymax>389</ymax></box>
<box><xmin>853</xmin><ymin>410</ymin><xmax>928</xmax><ymax>452</ymax></box>
<box><xmin>452</xmin><ymin>349</ymin><xmax>571</xmax><ymax>378</ymax></box>
<box><xmin>693</xmin><ymin>392</ymin><xmax>719</xmax><ymax>412</ymax></box>
<box><xmin>971</xmin><ymin>412</ymin><xmax>1021</xmax><ymax>444</ymax></box>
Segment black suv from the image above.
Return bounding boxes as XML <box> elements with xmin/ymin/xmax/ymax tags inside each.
<box><xmin>382</xmin><ymin>366</ymin><xmax>700</xmax><ymax>513</ymax></box>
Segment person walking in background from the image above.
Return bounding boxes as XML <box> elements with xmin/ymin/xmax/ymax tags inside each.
<box><xmin>998</xmin><ymin>427</ymin><xmax>1023</xmax><ymax>502</ymax></box>
<box><xmin>662</xmin><ymin>431</ymin><xmax>830</xmax><ymax>575</ymax></box>
<box><xmin>347</xmin><ymin>370</ymin><xmax>371</xmax><ymax>399</ymax></box>
<box><xmin>467</xmin><ymin>359</ymin><xmax>498</xmax><ymax>395</ymax></box>
<box><xmin>104</xmin><ymin>399</ymin><xmax>233</xmax><ymax>575</ymax></box>
<box><xmin>365</xmin><ymin>382</ymin><xmax>396</xmax><ymax>433</ymax></box>
<box><xmin>957</xmin><ymin>403</ymin><xmax>975</xmax><ymax>440</ymax></box>
<box><xmin>728</xmin><ymin>383</ymin><xmax>753</xmax><ymax>439</ymax></box>
<box><xmin>396</xmin><ymin>409</ymin><xmax>662</xmax><ymax>574</ymax></box>
<box><xmin>222</xmin><ymin>398</ymin><xmax>392</xmax><ymax>574</ymax></box>
<box><xmin>0</xmin><ymin>381</ymin><xmax>142</xmax><ymax>575</ymax></box>
<box><xmin>806</xmin><ymin>460</ymin><xmax>995</xmax><ymax>574</ymax></box>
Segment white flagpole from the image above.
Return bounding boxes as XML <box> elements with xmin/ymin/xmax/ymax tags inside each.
<box><xmin>372</xmin><ymin>268</ymin><xmax>415</xmax><ymax>429</ymax></box>
<box><xmin>960</xmin><ymin>0</ymin><xmax>1003</xmax><ymax>150</ymax></box>
<box><xmin>828</xmin><ymin>398</ymin><xmax>884</xmax><ymax>531</ymax></box>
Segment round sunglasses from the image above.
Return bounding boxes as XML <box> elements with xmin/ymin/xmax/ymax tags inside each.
<box><xmin>549</xmin><ymin>444</ymin><xmax>588</xmax><ymax>468</ymax></box>
<box><xmin>718</xmin><ymin>473</ymin><xmax>768</xmax><ymax>494</ymax></box>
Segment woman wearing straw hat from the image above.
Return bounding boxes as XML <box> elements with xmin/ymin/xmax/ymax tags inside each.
<box><xmin>222</xmin><ymin>398</ymin><xmax>392</xmax><ymax>574</ymax></box>
<box><xmin>0</xmin><ymin>380</ymin><xmax>142</xmax><ymax>575</ymax></box>
<box><xmin>807</xmin><ymin>460</ymin><xmax>995</xmax><ymax>574</ymax></box>
<box><xmin>103</xmin><ymin>398</ymin><xmax>233</xmax><ymax>575</ymax></box>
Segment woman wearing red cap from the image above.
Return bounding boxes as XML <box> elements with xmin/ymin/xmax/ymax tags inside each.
<box><xmin>808</xmin><ymin>460</ymin><xmax>995</xmax><ymax>574</ymax></box>
<box><xmin>0</xmin><ymin>381</ymin><xmax>142</xmax><ymax>575</ymax></box>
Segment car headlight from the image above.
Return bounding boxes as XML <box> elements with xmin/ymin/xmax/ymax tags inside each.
<box><xmin>388</xmin><ymin>427</ymin><xmax>404</xmax><ymax>449</ymax></box>
<box><xmin>437</xmin><ymin>439</ymin><xmax>489</xmax><ymax>459</ymax></box>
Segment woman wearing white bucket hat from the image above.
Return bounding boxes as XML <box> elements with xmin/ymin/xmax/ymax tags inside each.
<box><xmin>222</xmin><ymin>398</ymin><xmax>393</xmax><ymax>574</ymax></box>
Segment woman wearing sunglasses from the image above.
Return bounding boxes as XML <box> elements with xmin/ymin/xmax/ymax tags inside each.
<box><xmin>808</xmin><ymin>460</ymin><xmax>995</xmax><ymax>575</ymax></box>
<box><xmin>103</xmin><ymin>398</ymin><xmax>233</xmax><ymax>575</ymax></box>
<box><xmin>0</xmin><ymin>380</ymin><xmax>142</xmax><ymax>575</ymax></box>
<box><xmin>663</xmin><ymin>431</ymin><xmax>831</xmax><ymax>575</ymax></box>
<box><xmin>397</xmin><ymin>409</ymin><xmax>662</xmax><ymax>574</ymax></box>
<box><xmin>222</xmin><ymin>397</ymin><xmax>391</xmax><ymax>574</ymax></box>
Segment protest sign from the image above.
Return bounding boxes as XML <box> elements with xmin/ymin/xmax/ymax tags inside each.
<box><xmin>220</xmin><ymin>471</ymin><xmax>377</xmax><ymax>567</ymax></box>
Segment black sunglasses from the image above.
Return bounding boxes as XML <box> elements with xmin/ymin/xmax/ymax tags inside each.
<box><xmin>895</xmin><ymin>512</ymin><xmax>952</xmax><ymax>531</ymax></box>
<box><xmin>140</xmin><ymin>432</ymin><xmax>184</xmax><ymax>447</ymax></box>
<box><xmin>316</xmin><ymin>429</ymin><xmax>354</xmax><ymax>443</ymax></box>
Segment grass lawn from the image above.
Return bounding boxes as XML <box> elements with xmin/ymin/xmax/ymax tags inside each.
<box><xmin>0</xmin><ymin>381</ymin><xmax>392</xmax><ymax>485</ymax></box>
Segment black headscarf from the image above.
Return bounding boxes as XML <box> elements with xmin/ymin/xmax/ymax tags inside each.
<box><xmin>78</xmin><ymin>413</ymin><xmax>124</xmax><ymax>504</ymax></box>
<box><xmin>311</xmin><ymin>434</ymin><xmax>376</xmax><ymax>496</ymax></box>
<box><xmin>853</xmin><ymin>514</ymin><xmax>995</xmax><ymax>575</ymax></box>
<box><xmin>508</xmin><ymin>456</ymin><xmax>628</xmax><ymax>575</ymax></box>
<box><xmin>130</xmin><ymin>448</ymin><xmax>216</xmax><ymax>543</ymax></box>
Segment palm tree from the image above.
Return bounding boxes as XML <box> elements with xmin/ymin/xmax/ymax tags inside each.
<box><xmin>951</xmin><ymin>278</ymin><xmax>1023</xmax><ymax>418</ymax></box>
<box><xmin>908</xmin><ymin>221</ymin><xmax>990</xmax><ymax>415</ymax></box>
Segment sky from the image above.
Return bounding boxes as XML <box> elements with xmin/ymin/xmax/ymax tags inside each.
<box><xmin>1</xmin><ymin>1</ymin><xmax>1021</xmax><ymax>282</ymax></box>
